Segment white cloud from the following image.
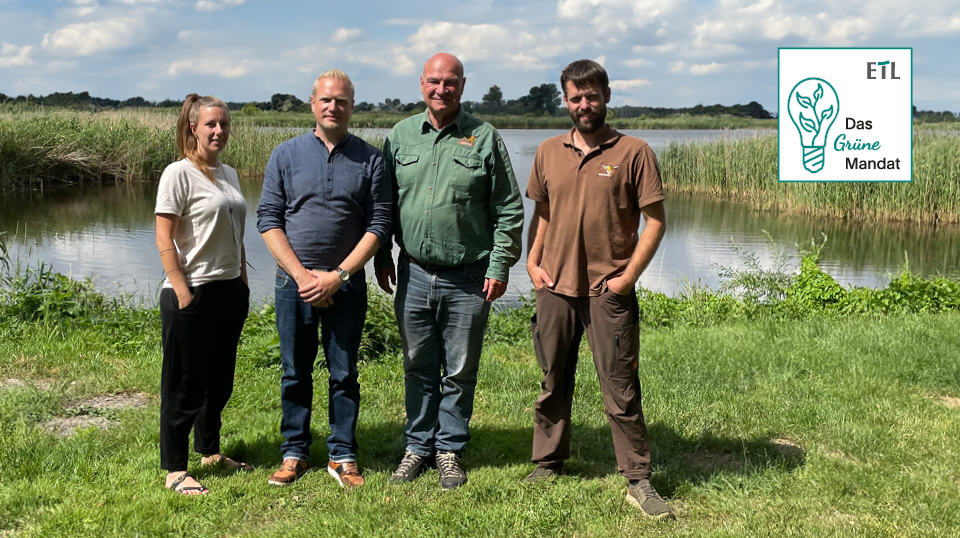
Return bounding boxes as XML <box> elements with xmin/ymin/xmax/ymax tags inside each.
<box><xmin>166</xmin><ymin>58</ymin><xmax>260</xmax><ymax>78</ymax></box>
<box><xmin>404</xmin><ymin>21</ymin><xmax>579</xmax><ymax>71</ymax></box>
<box><xmin>667</xmin><ymin>60</ymin><xmax>725</xmax><ymax>75</ymax></box>
<box><xmin>44</xmin><ymin>60</ymin><xmax>78</xmax><ymax>71</ymax></box>
<box><xmin>631</xmin><ymin>44</ymin><xmax>674</xmax><ymax>55</ymax></box>
<box><xmin>42</xmin><ymin>18</ymin><xmax>144</xmax><ymax>56</ymax></box>
<box><xmin>507</xmin><ymin>53</ymin><xmax>551</xmax><ymax>71</ymax></box>
<box><xmin>557</xmin><ymin>0</ymin><xmax>681</xmax><ymax>35</ymax></box>
<box><xmin>331</xmin><ymin>28</ymin><xmax>362</xmax><ymax>44</ymax></box>
<box><xmin>196</xmin><ymin>0</ymin><xmax>244</xmax><ymax>12</ymax></box>
<box><xmin>739</xmin><ymin>0</ymin><xmax>774</xmax><ymax>14</ymax></box>
<box><xmin>624</xmin><ymin>58</ymin><xmax>653</xmax><ymax>68</ymax></box>
<box><xmin>594</xmin><ymin>55</ymin><xmax>606</xmax><ymax>66</ymax></box>
<box><xmin>0</xmin><ymin>43</ymin><xmax>33</xmax><ymax>67</ymax></box>
<box><xmin>408</xmin><ymin>22</ymin><xmax>514</xmax><ymax>62</ymax></box>
<box><xmin>689</xmin><ymin>62</ymin><xmax>724</xmax><ymax>75</ymax></box>
<box><xmin>609</xmin><ymin>79</ymin><xmax>652</xmax><ymax>90</ymax></box>
<box><xmin>352</xmin><ymin>45</ymin><xmax>417</xmax><ymax>76</ymax></box>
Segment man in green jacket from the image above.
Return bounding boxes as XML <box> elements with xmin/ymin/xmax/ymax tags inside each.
<box><xmin>374</xmin><ymin>52</ymin><xmax>523</xmax><ymax>490</ymax></box>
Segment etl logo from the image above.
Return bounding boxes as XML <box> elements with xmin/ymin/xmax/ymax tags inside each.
<box><xmin>778</xmin><ymin>47</ymin><xmax>912</xmax><ymax>182</ymax></box>
<box><xmin>867</xmin><ymin>61</ymin><xmax>900</xmax><ymax>80</ymax></box>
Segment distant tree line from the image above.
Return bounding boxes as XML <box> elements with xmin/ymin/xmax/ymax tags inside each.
<box><xmin>18</xmin><ymin>88</ymin><xmax>960</xmax><ymax>122</ymax></box>
<box><xmin>913</xmin><ymin>106</ymin><xmax>959</xmax><ymax>122</ymax></box>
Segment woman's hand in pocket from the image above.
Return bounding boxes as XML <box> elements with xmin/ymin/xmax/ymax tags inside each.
<box><xmin>177</xmin><ymin>291</ymin><xmax>194</xmax><ymax>310</ymax></box>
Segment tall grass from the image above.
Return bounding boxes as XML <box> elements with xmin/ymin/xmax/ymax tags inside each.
<box><xmin>242</xmin><ymin>110</ymin><xmax>778</xmax><ymax>130</ymax></box>
<box><xmin>0</xmin><ymin>109</ymin><xmax>175</xmax><ymax>187</ymax></box>
<box><xmin>0</xmin><ymin>109</ymin><xmax>328</xmax><ymax>188</ymax></box>
<box><xmin>659</xmin><ymin>130</ymin><xmax>960</xmax><ymax>224</ymax></box>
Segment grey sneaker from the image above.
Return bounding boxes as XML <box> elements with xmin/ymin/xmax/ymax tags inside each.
<box><xmin>521</xmin><ymin>465</ymin><xmax>563</xmax><ymax>485</ymax></box>
<box><xmin>436</xmin><ymin>451</ymin><xmax>467</xmax><ymax>490</ymax></box>
<box><xmin>626</xmin><ymin>480</ymin><xmax>675</xmax><ymax>520</ymax></box>
<box><xmin>391</xmin><ymin>451</ymin><xmax>432</xmax><ymax>483</ymax></box>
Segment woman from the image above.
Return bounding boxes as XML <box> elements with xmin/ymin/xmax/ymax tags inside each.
<box><xmin>156</xmin><ymin>94</ymin><xmax>251</xmax><ymax>495</ymax></box>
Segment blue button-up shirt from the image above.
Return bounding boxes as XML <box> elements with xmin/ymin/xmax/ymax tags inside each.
<box><xmin>256</xmin><ymin>131</ymin><xmax>391</xmax><ymax>276</ymax></box>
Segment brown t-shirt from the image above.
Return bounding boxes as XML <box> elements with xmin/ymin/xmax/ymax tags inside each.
<box><xmin>526</xmin><ymin>128</ymin><xmax>664</xmax><ymax>297</ymax></box>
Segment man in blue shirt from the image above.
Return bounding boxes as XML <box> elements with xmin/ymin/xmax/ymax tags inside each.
<box><xmin>257</xmin><ymin>70</ymin><xmax>391</xmax><ymax>488</ymax></box>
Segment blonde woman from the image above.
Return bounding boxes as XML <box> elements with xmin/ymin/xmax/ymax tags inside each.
<box><xmin>156</xmin><ymin>94</ymin><xmax>251</xmax><ymax>495</ymax></box>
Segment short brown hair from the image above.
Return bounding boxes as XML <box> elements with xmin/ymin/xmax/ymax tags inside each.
<box><xmin>312</xmin><ymin>69</ymin><xmax>355</xmax><ymax>100</ymax></box>
<box><xmin>560</xmin><ymin>60</ymin><xmax>609</xmax><ymax>95</ymax></box>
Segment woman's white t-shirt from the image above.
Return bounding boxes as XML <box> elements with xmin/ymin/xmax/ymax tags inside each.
<box><xmin>155</xmin><ymin>159</ymin><xmax>247</xmax><ymax>288</ymax></box>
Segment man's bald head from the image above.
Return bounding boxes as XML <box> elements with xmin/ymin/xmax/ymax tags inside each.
<box><xmin>423</xmin><ymin>53</ymin><xmax>464</xmax><ymax>79</ymax></box>
<box><xmin>420</xmin><ymin>52</ymin><xmax>466</xmax><ymax>128</ymax></box>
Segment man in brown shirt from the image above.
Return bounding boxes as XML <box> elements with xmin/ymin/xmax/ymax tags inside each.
<box><xmin>523</xmin><ymin>59</ymin><xmax>673</xmax><ymax>520</ymax></box>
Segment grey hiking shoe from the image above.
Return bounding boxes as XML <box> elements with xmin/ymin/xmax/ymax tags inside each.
<box><xmin>437</xmin><ymin>451</ymin><xmax>467</xmax><ymax>490</ymax></box>
<box><xmin>391</xmin><ymin>451</ymin><xmax>431</xmax><ymax>483</ymax></box>
<box><xmin>522</xmin><ymin>465</ymin><xmax>563</xmax><ymax>485</ymax></box>
<box><xmin>626</xmin><ymin>480</ymin><xmax>675</xmax><ymax>520</ymax></box>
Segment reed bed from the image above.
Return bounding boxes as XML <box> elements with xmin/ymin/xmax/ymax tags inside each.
<box><xmin>0</xmin><ymin>109</ymin><xmax>314</xmax><ymax>187</ymax></box>
<box><xmin>4</xmin><ymin>109</ymin><xmax>959</xmax><ymax>227</ymax></box>
<box><xmin>0</xmin><ymin>109</ymin><xmax>175</xmax><ymax>187</ymax></box>
<box><xmin>659</xmin><ymin>129</ymin><xmax>960</xmax><ymax>224</ymax></box>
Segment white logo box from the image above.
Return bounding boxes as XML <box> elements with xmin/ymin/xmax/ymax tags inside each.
<box><xmin>778</xmin><ymin>48</ymin><xmax>912</xmax><ymax>182</ymax></box>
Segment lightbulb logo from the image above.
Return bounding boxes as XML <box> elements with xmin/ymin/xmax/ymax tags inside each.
<box><xmin>787</xmin><ymin>78</ymin><xmax>839</xmax><ymax>173</ymax></box>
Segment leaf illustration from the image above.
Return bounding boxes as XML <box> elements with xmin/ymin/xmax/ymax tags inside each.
<box><xmin>796</xmin><ymin>93</ymin><xmax>813</xmax><ymax>109</ymax></box>
<box><xmin>814</xmin><ymin>84</ymin><xmax>823</xmax><ymax>102</ymax></box>
<box><xmin>820</xmin><ymin>105</ymin><xmax>834</xmax><ymax>123</ymax></box>
<box><xmin>799</xmin><ymin>112</ymin><xmax>817</xmax><ymax>133</ymax></box>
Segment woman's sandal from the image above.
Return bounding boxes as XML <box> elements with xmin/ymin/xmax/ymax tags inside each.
<box><xmin>201</xmin><ymin>454</ymin><xmax>254</xmax><ymax>473</ymax></box>
<box><xmin>168</xmin><ymin>472</ymin><xmax>209</xmax><ymax>495</ymax></box>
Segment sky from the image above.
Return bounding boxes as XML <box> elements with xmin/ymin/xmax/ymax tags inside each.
<box><xmin>1</xmin><ymin>0</ymin><xmax>958</xmax><ymax>114</ymax></box>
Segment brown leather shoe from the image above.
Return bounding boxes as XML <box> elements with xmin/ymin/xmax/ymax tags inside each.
<box><xmin>268</xmin><ymin>458</ymin><xmax>311</xmax><ymax>487</ymax></box>
<box><xmin>327</xmin><ymin>461</ymin><xmax>365</xmax><ymax>488</ymax></box>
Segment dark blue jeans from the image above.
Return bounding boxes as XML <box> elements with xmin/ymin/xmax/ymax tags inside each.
<box><xmin>395</xmin><ymin>257</ymin><xmax>491</xmax><ymax>456</ymax></box>
<box><xmin>275</xmin><ymin>268</ymin><xmax>366</xmax><ymax>463</ymax></box>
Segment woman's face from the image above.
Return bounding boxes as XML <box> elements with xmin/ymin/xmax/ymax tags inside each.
<box><xmin>191</xmin><ymin>106</ymin><xmax>230</xmax><ymax>158</ymax></box>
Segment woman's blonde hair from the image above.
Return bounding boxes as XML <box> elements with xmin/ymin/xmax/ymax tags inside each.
<box><xmin>176</xmin><ymin>94</ymin><xmax>229</xmax><ymax>181</ymax></box>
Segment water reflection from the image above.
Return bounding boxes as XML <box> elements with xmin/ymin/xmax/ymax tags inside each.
<box><xmin>1</xmin><ymin>128</ymin><xmax>956</xmax><ymax>304</ymax></box>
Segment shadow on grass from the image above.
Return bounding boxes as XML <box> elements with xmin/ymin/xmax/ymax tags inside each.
<box><xmin>466</xmin><ymin>423</ymin><xmax>806</xmax><ymax>495</ymax></box>
<box><xmin>214</xmin><ymin>419</ymin><xmax>805</xmax><ymax>495</ymax></box>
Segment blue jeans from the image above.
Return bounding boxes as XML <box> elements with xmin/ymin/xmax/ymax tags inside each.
<box><xmin>395</xmin><ymin>257</ymin><xmax>491</xmax><ymax>456</ymax></box>
<box><xmin>275</xmin><ymin>268</ymin><xmax>366</xmax><ymax>463</ymax></box>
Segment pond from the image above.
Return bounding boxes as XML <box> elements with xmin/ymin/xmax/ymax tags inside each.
<box><xmin>2</xmin><ymin>128</ymin><xmax>957</xmax><ymax>305</ymax></box>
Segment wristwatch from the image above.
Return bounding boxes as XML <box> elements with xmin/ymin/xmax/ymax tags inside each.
<box><xmin>336</xmin><ymin>266</ymin><xmax>350</xmax><ymax>282</ymax></box>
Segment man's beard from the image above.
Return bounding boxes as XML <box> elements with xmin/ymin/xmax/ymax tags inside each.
<box><xmin>570</xmin><ymin>107</ymin><xmax>607</xmax><ymax>134</ymax></box>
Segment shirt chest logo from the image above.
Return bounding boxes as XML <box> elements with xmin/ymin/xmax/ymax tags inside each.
<box><xmin>598</xmin><ymin>163</ymin><xmax>620</xmax><ymax>177</ymax></box>
<box><xmin>458</xmin><ymin>135</ymin><xmax>476</xmax><ymax>147</ymax></box>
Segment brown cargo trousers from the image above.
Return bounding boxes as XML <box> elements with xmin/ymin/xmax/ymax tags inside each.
<box><xmin>530</xmin><ymin>287</ymin><xmax>652</xmax><ymax>480</ymax></box>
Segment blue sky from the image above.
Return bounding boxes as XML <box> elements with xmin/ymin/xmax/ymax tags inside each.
<box><xmin>1</xmin><ymin>0</ymin><xmax>957</xmax><ymax>113</ymax></box>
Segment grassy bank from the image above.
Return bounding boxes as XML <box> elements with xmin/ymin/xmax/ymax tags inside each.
<box><xmin>659</xmin><ymin>130</ymin><xmax>960</xmax><ymax>224</ymax></box>
<box><xmin>2</xmin><ymin>245</ymin><xmax>960</xmax><ymax>536</ymax></box>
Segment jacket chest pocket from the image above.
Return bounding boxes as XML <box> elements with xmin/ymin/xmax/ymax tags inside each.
<box><xmin>449</xmin><ymin>154</ymin><xmax>484</xmax><ymax>194</ymax></box>
<box><xmin>394</xmin><ymin>153</ymin><xmax>420</xmax><ymax>189</ymax></box>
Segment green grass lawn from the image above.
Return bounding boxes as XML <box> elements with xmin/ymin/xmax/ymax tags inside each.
<box><xmin>2</xmin><ymin>308</ymin><xmax>960</xmax><ymax>537</ymax></box>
